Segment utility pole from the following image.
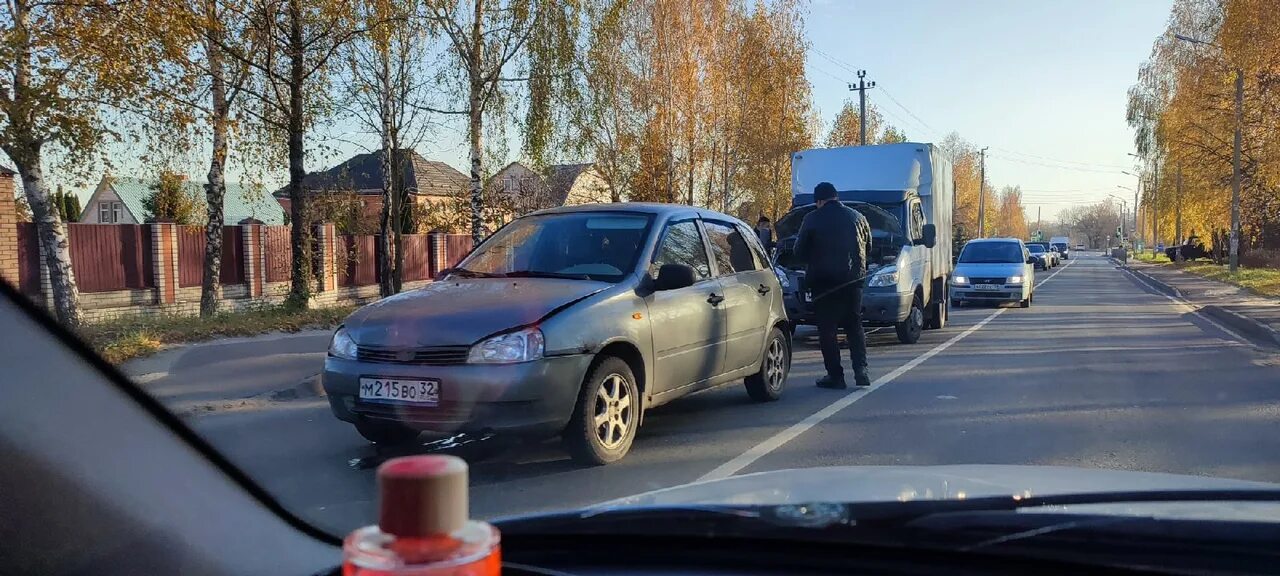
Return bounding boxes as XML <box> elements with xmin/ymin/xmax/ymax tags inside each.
<box><xmin>1152</xmin><ymin>162</ymin><xmax>1159</xmax><ymax>254</ymax></box>
<box><xmin>977</xmin><ymin>147</ymin><xmax>989</xmax><ymax>237</ymax></box>
<box><xmin>1036</xmin><ymin>206</ymin><xmax>1041</xmax><ymax>239</ymax></box>
<box><xmin>848</xmin><ymin>70</ymin><xmax>876</xmax><ymax>146</ymax></box>
<box><xmin>1175</xmin><ymin>164</ymin><xmax>1183</xmax><ymax>248</ymax></box>
<box><xmin>1230</xmin><ymin>67</ymin><xmax>1242</xmax><ymax>272</ymax></box>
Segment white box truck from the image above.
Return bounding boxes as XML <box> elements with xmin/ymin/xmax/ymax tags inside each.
<box><xmin>775</xmin><ymin>142</ymin><xmax>954</xmax><ymax>344</ymax></box>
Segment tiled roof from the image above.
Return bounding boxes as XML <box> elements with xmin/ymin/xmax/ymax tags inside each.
<box><xmin>110</xmin><ymin>177</ymin><xmax>284</xmax><ymax>225</ymax></box>
<box><xmin>277</xmin><ymin>149</ymin><xmax>468</xmax><ymax>198</ymax></box>
<box><xmin>544</xmin><ymin>163</ymin><xmax>594</xmax><ymax>206</ymax></box>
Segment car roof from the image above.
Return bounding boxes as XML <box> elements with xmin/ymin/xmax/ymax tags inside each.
<box><xmin>528</xmin><ymin>202</ymin><xmax>744</xmax><ymax>223</ymax></box>
<box><xmin>965</xmin><ymin>237</ymin><xmax>1023</xmax><ymax>244</ymax></box>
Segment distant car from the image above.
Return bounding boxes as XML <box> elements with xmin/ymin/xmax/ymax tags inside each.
<box><xmin>1075</xmin><ymin>244</ymin><xmax>1086</xmax><ymax>251</ymax></box>
<box><xmin>950</xmin><ymin>238</ymin><xmax>1035</xmax><ymax>308</ymax></box>
<box><xmin>1027</xmin><ymin>242</ymin><xmax>1057</xmax><ymax>267</ymax></box>
<box><xmin>323</xmin><ymin>204</ymin><xmax>792</xmax><ymax>465</ymax></box>
<box><xmin>1026</xmin><ymin>243</ymin><xmax>1052</xmax><ymax>270</ymax></box>
<box><xmin>1050</xmin><ymin>237</ymin><xmax>1071</xmax><ymax>260</ymax></box>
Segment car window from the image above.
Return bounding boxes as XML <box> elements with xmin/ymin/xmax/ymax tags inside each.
<box><xmin>736</xmin><ymin>222</ymin><xmax>771</xmax><ymax>270</ymax></box>
<box><xmin>650</xmin><ymin>219</ymin><xmax>712</xmax><ymax>280</ymax></box>
<box><xmin>703</xmin><ymin>220</ymin><xmax>758</xmax><ymax>276</ymax></box>
<box><xmin>460</xmin><ymin>212</ymin><xmax>651</xmax><ymax>281</ymax></box>
<box><xmin>910</xmin><ymin>202</ymin><xmax>925</xmax><ymax>240</ymax></box>
<box><xmin>958</xmin><ymin>242</ymin><xmax>1024</xmax><ymax>263</ymax></box>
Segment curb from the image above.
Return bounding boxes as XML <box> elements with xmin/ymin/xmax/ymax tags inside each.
<box><xmin>1124</xmin><ymin>265</ymin><xmax>1279</xmax><ymax>349</ymax></box>
<box><xmin>1201</xmin><ymin>306</ymin><xmax>1280</xmax><ymax>349</ymax></box>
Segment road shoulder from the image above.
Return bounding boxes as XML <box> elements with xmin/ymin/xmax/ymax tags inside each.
<box><xmin>1126</xmin><ymin>262</ymin><xmax>1280</xmax><ymax>348</ymax></box>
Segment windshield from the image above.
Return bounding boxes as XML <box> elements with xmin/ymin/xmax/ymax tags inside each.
<box><xmin>959</xmin><ymin>242</ymin><xmax>1025</xmax><ymax>263</ymax></box>
<box><xmin>456</xmin><ymin>212</ymin><xmax>651</xmax><ymax>282</ymax></box>
<box><xmin>11</xmin><ymin>0</ymin><xmax>1280</xmax><ymax>563</ymax></box>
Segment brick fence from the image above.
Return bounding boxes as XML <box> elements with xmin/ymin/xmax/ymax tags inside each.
<box><xmin>0</xmin><ymin>173</ymin><xmax>476</xmax><ymax>322</ymax></box>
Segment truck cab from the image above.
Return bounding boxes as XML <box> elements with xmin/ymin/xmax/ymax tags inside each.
<box><xmin>776</xmin><ymin>143</ymin><xmax>954</xmax><ymax>344</ymax></box>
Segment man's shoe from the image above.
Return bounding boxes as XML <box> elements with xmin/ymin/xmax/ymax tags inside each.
<box><xmin>854</xmin><ymin>371</ymin><xmax>872</xmax><ymax>387</ymax></box>
<box><xmin>816</xmin><ymin>375</ymin><xmax>847</xmax><ymax>390</ymax></box>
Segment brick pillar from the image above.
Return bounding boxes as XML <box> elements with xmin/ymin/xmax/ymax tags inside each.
<box><xmin>315</xmin><ymin>222</ymin><xmax>337</xmax><ymax>292</ymax></box>
<box><xmin>0</xmin><ymin>167</ymin><xmax>17</xmax><ymax>288</ymax></box>
<box><xmin>243</xmin><ymin>224</ymin><xmax>263</xmax><ymax>297</ymax></box>
<box><xmin>151</xmin><ymin>223</ymin><xmax>177</xmax><ymax>304</ymax></box>
<box><xmin>428</xmin><ymin>231</ymin><xmax>446</xmax><ymax>278</ymax></box>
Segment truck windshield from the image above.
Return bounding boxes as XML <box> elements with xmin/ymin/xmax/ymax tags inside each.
<box><xmin>960</xmin><ymin>242</ymin><xmax>1025</xmax><ymax>263</ymax></box>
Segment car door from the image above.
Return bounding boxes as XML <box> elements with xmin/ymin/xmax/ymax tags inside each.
<box><xmin>645</xmin><ymin>218</ymin><xmax>727</xmax><ymax>397</ymax></box>
<box><xmin>702</xmin><ymin>219</ymin><xmax>773</xmax><ymax>374</ymax></box>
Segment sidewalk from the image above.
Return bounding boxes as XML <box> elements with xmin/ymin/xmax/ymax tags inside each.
<box><xmin>1127</xmin><ymin>261</ymin><xmax>1280</xmax><ymax>348</ymax></box>
<box><xmin>122</xmin><ymin>329</ymin><xmax>332</xmax><ymax>417</ymax></box>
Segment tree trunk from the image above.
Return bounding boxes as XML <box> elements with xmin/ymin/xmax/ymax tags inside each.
<box><xmin>286</xmin><ymin>0</ymin><xmax>312</xmax><ymax>308</ymax></box>
<box><xmin>16</xmin><ymin>154</ymin><xmax>82</xmax><ymax>327</ymax></box>
<box><xmin>392</xmin><ymin>129</ymin><xmax>406</xmax><ymax>293</ymax></box>
<box><xmin>377</xmin><ymin>49</ymin><xmax>395</xmax><ymax>297</ymax></box>
<box><xmin>201</xmin><ymin>0</ymin><xmax>228</xmax><ymax>317</ymax></box>
<box><xmin>6</xmin><ymin>1</ymin><xmax>80</xmax><ymax>326</ymax></box>
<box><xmin>467</xmin><ymin>0</ymin><xmax>485</xmax><ymax>244</ymax></box>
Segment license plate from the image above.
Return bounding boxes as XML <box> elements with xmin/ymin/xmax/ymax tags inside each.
<box><xmin>359</xmin><ymin>377</ymin><xmax>440</xmax><ymax>405</ymax></box>
<box><xmin>974</xmin><ymin>284</ymin><xmax>1000</xmax><ymax>291</ymax></box>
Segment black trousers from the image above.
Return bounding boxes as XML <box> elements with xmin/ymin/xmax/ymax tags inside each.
<box><xmin>813</xmin><ymin>281</ymin><xmax>867</xmax><ymax>380</ymax></box>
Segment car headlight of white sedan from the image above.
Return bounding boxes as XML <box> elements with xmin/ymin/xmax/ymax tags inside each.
<box><xmin>867</xmin><ymin>265</ymin><xmax>899</xmax><ymax>288</ymax></box>
<box><xmin>328</xmin><ymin>326</ymin><xmax>358</xmax><ymax>360</ymax></box>
<box><xmin>468</xmin><ymin>327</ymin><xmax>545</xmax><ymax>364</ymax></box>
<box><xmin>1007</xmin><ymin>275</ymin><xmax>1023</xmax><ymax>284</ymax></box>
<box><xmin>952</xmin><ymin>275</ymin><xmax>969</xmax><ymax>285</ymax></box>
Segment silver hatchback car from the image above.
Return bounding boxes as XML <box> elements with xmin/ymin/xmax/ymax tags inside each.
<box><xmin>323</xmin><ymin>204</ymin><xmax>791</xmax><ymax>464</ymax></box>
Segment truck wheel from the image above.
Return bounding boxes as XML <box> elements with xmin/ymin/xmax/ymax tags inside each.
<box><xmin>896</xmin><ymin>295</ymin><xmax>924</xmax><ymax>344</ymax></box>
<box><xmin>564</xmin><ymin>356</ymin><xmax>639</xmax><ymax>465</ymax></box>
<box><xmin>745</xmin><ymin>328</ymin><xmax>789</xmax><ymax>402</ymax></box>
<box><xmin>925</xmin><ymin>287</ymin><xmax>947</xmax><ymax>330</ymax></box>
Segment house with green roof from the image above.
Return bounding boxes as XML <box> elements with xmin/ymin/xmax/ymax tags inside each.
<box><xmin>79</xmin><ymin>176</ymin><xmax>284</xmax><ymax>225</ymax></box>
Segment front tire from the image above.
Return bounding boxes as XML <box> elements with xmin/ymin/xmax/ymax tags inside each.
<box><xmin>355</xmin><ymin>421</ymin><xmax>420</xmax><ymax>445</ymax></box>
<box><xmin>745</xmin><ymin>328</ymin><xmax>789</xmax><ymax>402</ymax></box>
<box><xmin>896</xmin><ymin>295</ymin><xmax>924</xmax><ymax>344</ymax></box>
<box><xmin>564</xmin><ymin>356</ymin><xmax>639</xmax><ymax>465</ymax></box>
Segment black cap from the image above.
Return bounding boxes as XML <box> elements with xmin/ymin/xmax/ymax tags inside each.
<box><xmin>814</xmin><ymin>182</ymin><xmax>837</xmax><ymax>201</ymax></box>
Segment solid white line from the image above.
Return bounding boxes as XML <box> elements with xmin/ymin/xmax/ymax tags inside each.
<box><xmin>1119</xmin><ymin>266</ymin><xmax>1251</xmax><ymax>345</ymax></box>
<box><xmin>696</xmin><ymin>260</ymin><xmax>1076</xmax><ymax>482</ymax></box>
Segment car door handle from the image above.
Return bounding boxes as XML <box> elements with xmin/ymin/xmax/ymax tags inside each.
<box><xmin>757</xmin><ymin>284</ymin><xmax>771</xmax><ymax>295</ymax></box>
<box><xmin>707</xmin><ymin>293</ymin><xmax>725</xmax><ymax>305</ymax></box>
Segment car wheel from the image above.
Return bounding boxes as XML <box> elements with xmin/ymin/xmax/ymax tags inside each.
<box><xmin>565</xmin><ymin>356</ymin><xmax>639</xmax><ymax>465</ymax></box>
<box><xmin>895</xmin><ymin>295</ymin><xmax>924</xmax><ymax>344</ymax></box>
<box><xmin>354</xmin><ymin>421</ymin><xmax>420</xmax><ymax>445</ymax></box>
<box><xmin>925</xmin><ymin>288</ymin><xmax>947</xmax><ymax>330</ymax></box>
<box><xmin>745</xmin><ymin>328</ymin><xmax>789</xmax><ymax>402</ymax></box>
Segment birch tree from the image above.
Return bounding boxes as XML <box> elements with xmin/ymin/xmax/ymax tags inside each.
<box><xmin>0</xmin><ymin>1</ymin><xmax>153</xmax><ymax>326</ymax></box>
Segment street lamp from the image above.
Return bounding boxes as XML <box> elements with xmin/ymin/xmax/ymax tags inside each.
<box><xmin>1175</xmin><ymin>32</ymin><xmax>1243</xmax><ymax>273</ymax></box>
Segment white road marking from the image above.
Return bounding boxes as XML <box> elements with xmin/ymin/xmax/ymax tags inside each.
<box><xmin>697</xmin><ymin>260</ymin><xmax>1076</xmax><ymax>482</ymax></box>
<box><xmin>1119</xmin><ymin>267</ymin><xmax>1251</xmax><ymax>346</ymax></box>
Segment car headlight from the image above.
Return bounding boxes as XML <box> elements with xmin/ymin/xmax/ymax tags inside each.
<box><xmin>328</xmin><ymin>326</ymin><xmax>357</xmax><ymax>360</ymax></box>
<box><xmin>773</xmin><ymin>266</ymin><xmax>791</xmax><ymax>289</ymax></box>
<box><xmin>952</xmin><ymin>275</ymin><xmax>969</xmax><ymax>285</ymax></box>
<box><xmin>1007</xmin><ymin>275</ymin><xmax>1023</xmax><ymax>284</ymax></box>
<box><xmin>867</xmin><ymin>265</ymin><xmax>898</xmax><ymax>287</ymax></box>
<box><xmin>468</xmin><ymin>327</ymin><xmax>544</xmax><ymax>364</ymax></box>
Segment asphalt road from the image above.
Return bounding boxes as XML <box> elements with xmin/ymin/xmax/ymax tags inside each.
<box><xmin>170</xmin><ymin>253</ymin><xmax>1280</xmax><ymax>537</ymax></box>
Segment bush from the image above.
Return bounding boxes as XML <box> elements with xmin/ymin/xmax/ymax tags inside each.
<box><xmin>1240</xmin><ymin>249</ymin><xmax>1280</xmax><ymax>269</ymax></box>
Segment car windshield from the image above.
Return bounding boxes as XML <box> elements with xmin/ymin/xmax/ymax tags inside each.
<box><xmin>455</xmin><ymin>212</ymin><xmax>652</xmax><ymax>282</ymax></box>
<box><xmin>960</xmin><ymin>242</ymin><xmax>1025</xmax><ymax>263</ymax></box>
<box><xmin>10</xmin><ymin>1</ymin><xmax>1280</xmax><ymax>569</ymax></box>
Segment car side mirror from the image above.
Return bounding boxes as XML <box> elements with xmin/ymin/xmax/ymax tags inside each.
<box><xmin>916</xmin><ymin>224</ymin><xmax>937</xmax><ymax>248</ymax></box>
<box><xmin>654</xmin><ymin>263</ymin><xmax>697</xmax><ymax>291</ymax></box>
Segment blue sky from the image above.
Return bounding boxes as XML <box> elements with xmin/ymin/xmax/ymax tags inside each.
<box><xmin>806</xmin><ymin>0</ymin><xmax>1172</xmax><ymax>220</ymax></box>
<box><xmin>70</xmin><ymin>1</ymin><xmax>1172</xmax><ymax>223</ymax></box>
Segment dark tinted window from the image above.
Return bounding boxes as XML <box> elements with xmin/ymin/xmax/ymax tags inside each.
<box><xmin>704</xmin><ymin>221</ymin><xmax>759</xmax><ymax>275</ymax></box>
<box><xmin>651</xmin><ymin>219</ymin><xmax>711</xmax><ymax>279</ymax></box>
<box><xmin>736</xmin><ymin>223</ymin><xmax>771</xmax><ymax>269</ymax></box>
<box><xmin>1027</xmin><ymin>244</ymin><xmax>1046</xmax><ymax>253</ymax></box>
<box><xmin>959</xmin><ymin>242</ymin><xmax>1025</xmax><ymax>263</ymax></box>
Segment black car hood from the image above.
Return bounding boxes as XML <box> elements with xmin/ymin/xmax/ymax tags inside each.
<box><xmin>344</xmin><ymin>277</ymin><xmax>611</xmax><ymax>347</ymax></box>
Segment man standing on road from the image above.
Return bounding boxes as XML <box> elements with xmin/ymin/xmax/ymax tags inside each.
<box><xmin>794</xmin><ymin>182</ymin><xmax>873</xmax><ymax>389</ymax></box>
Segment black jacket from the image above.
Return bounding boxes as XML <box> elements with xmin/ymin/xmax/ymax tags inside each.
<box><xmin>793</xmin><ymin>201</ymin><xmax>872</xmax><ymax>288</ymax></box>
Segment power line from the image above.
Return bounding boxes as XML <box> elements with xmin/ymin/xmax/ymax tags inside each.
<box><xmin>985</xmin><ymin>153</ymin><xmax>1129</xmax><ymax>174</ymax></box>
<box><xmin>988</xmin><ymin>145</ymin><xmax>1132</xmax><ymax>170</ymax></box>
<box><xmin>877</xmin><ymin>85</ymin><xmax>943</xmax><ymax>139</ymax></box>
